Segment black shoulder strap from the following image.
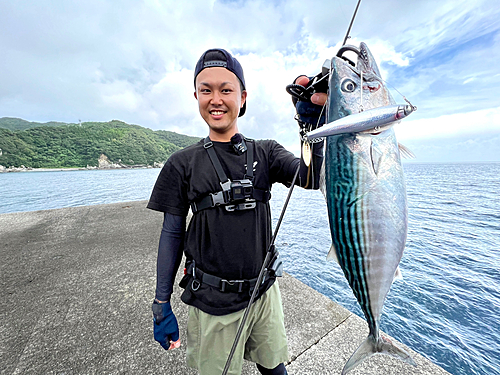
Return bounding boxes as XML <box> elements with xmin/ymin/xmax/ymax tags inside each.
<box><xmin>245</xmin><ymin>138</ymin><xmax>254</xmax><ymax>180</ymax></box>
<box><xmin>204</xmin><ymin>136</ymin><xmax>255</xmax><ymax>183</ymax></box>
<box><xmin>204</xmin><ymin>136</ymin><xmax>229</xmax><ymax>185</ymax></box>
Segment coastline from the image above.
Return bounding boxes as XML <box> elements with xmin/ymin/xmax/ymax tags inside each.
<box><xmin>0</xmin><ymin>164</ymin><xmax>163</xmax><ymax>173</ymax></box>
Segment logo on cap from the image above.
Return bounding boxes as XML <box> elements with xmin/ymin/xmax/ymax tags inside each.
<box><xmin>204</xmin><ymin>61</ymin><xmax>227</xmax><ymax>68</ymax></box>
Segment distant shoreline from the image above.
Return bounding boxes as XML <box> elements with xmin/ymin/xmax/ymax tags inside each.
<box><xmin>0</xmin><ymin>165</ymin><xmax>163</xmax><ymax>173</ymax></box>
<box><xmin>2</xmin><ymin>161</ymin><xmax>499</xmax><ymax>173</ymax></box>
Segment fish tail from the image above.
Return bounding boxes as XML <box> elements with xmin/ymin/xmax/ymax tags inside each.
<box><xmin>341</xmin><ymin>333</ymin><xmax>416</xmax><ymax>374</ymax></box>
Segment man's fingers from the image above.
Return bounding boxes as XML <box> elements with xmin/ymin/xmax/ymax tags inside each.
<box><xmin>294</xmin><ymin>76</ymin><xmax>327</xmax><ymax>106</ymax></box>
<box><xmin>168</xmin><ymin>338</ymin><xmax>181</xmax><ymax>350</ymax></box>
<box><xmin>311</xmin><ymin>93</ymin><xmax>327</xmax><ymax>106</ymax></box>
<box><xmin>295</xmin><ymin>75</ymin><xmax>309</xmax><ymax>86</ymax></box>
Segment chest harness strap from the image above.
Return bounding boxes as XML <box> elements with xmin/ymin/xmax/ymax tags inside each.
<box><xmin>190</xmin><ymin>137</ymin><xmax>270</xmax><ymax>213</ymax></box>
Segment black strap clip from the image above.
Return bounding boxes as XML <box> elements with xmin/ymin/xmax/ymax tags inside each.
<box><xmin>211</xmin><ymin>190</ymin><xmax>227</xmax><ymax>206</ymax></box>
<box><xmin>220</xmin><ymin>279</ymin><xmax>245</xmax><ymax>293</ymax></box>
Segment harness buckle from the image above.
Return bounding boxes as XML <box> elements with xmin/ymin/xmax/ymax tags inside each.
<box><xmin>210</xmin><ymin>191</ymin><xmax>227</xmax><ymax>206</ymax></box>
<box><xmin>220</xmin><ymin>279</ymin><xmax>245</xmax><ymax>293</ymax></box>
<box><xmin>220</xmin><ymin>180</ymin><xmax>231</xmax><ymax>191</ymax></box>
<box><xmin>225</xmin><ymin>199</ymin><xmax>256</xmax><ymax>212</ymax></box>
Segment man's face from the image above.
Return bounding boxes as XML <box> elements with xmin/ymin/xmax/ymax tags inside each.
<box><xmin>194</xmin><ymin>67</ymin><xmax>247</xmax><ymax>138</ymax></box>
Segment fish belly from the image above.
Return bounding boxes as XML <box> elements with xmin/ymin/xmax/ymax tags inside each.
<box><xmin>324</xmin><ymin>129</ymin><xmax>407</xmax><ymax>331</ymax></box>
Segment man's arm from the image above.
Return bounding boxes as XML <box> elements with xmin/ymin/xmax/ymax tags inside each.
<box><xmin>155</xmin><ymin>212</ymin><xmax>186</xmax><ymax>302</ymax></box>
<box><xmin>152</xmin><ymin>212</ymin><xmax>185</xmax><ymax>351</ymax></box>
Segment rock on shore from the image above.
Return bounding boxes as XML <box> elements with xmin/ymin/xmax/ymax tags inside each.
<box><xmin>0</xmin><ymin>158</ymin><xmax>164</xmax><ymax>173</ymax></box>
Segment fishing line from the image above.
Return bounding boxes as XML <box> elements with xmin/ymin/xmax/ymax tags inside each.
<box><xmin>305</xmin><ymin>103</ymin><xmax>327</xmax><ymax>185</ymax></box>
<box><xmin>222</xmin><ymin>165</ymin><xmax>301</xmax><ymax>375</ymax></box>
<box><xmin>360</xmin><ymin>69</ymin><xmax>364</xmax><ymax>112</ymax></box>
<box><xmin>381</xmin><ymin>77</ymin><xmax>417</xmax><ymax>111</ymax></box>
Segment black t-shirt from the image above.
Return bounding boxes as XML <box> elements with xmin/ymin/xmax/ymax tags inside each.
<box><xmin>148</xmin><ymin>137</ymin><xmax>299</xmax><ymax>315</ymax></box>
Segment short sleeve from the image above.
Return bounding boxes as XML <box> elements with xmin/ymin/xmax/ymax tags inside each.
<box><xmin>268</xmin><ymin>140</ymin><xmax>300</xmax><ymax>186</ymax></box>
<box><xmin>147</xmin><ymin>158</ymin><xmax>189</xmax><ymax>216</ymax></box>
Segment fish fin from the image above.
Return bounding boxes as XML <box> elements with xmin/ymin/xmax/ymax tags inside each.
<box><xmin>370</xmin><ymin>138</ymin><xmax>382</xmax><ymax>175</ymax></box>
<box><xmin>327</xmin><ymin>244</ymin><xmax>339</xmax><ymax>263</ymax></box>
<box><xmin>319</xmin><ymin>158</ymin><xmax>327</xmax><ymax>199</ymax></box>
<box><xmin>398</xmin><ymin>143</ymin><xmax>415</xmax><ymax>159</ymax></box>
<box><xmin>342</xmin><ymin>334</ymin><xmax>416</xmax><ymax>375</ymax></box>
<box><xmin>393</xmin><ymin>266</ymin><xmax>403</xmax><ymax>281</ymax></box>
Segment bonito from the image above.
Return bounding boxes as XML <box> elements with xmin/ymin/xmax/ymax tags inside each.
<box><xmin>313</xmin><ymin>42</ymin><xmax>417</xmax><ymax>374</ymax></box>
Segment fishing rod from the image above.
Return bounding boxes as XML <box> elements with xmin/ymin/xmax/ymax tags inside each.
<box><xmin>342</xmin><ymin>0</ymin><xmax>362</xmax><ymax>46</ymax></box>
<box><xmin>222</xmin><ymin>165</ymin><xmax>301</xmax><ymax>375</ymax></box>
<box><xmin>286</xmin><ymin>0</ymin><xmax>363</xmax><ymax>103</ymax></box>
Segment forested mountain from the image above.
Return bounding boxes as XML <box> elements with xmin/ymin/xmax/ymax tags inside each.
<box><xmin>0</xmin><ymin>117</ymin><xmax>71</xmax><ymax>132</ymax></box>
<box><xmin>0</xmin><ymin>118</ymin><xmax>201</xmax><ymax>168</ymax></box>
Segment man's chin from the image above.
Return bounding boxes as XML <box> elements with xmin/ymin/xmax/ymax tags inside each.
<box><xmin>207</xmin><ymin>123</ymin><xmax>238</xmax><ymax>137</ymax></box>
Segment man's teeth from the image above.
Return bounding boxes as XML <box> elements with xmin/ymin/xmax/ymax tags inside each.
<box><xmin>211</xmin><ymin>111</ymin><xmax>225</xmax><ymax>115</ymax></box>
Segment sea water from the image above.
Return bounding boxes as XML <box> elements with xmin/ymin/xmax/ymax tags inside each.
<box><xmin>0</xmin><ymin>168</ymin><xmax>161</xmax><ymax>214</ymax></box>
<box><xmin>273</xmin><ymin>162</ymin><xmax>500</xmax><ymax>375</ymax></box>
<box><xmin>1</xmin><ymin>163</ymin><xmax>499</xmax><ymax>375</ymax></box>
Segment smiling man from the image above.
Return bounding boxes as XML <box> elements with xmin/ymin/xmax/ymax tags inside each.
<box><xmin>194</xmin><ymin>64</ymin><xmax>247</xmax><ymax>140</ymax></box>
<box><xmin>148</xmin><ymin>48</ymin><xmax>326</xmax><ymax>375</ymax></box>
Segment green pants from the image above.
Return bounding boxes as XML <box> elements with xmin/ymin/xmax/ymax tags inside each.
<box><xmin>186</xmin><ymin>282</ymin><xmax>289</xmax><ymax>375</ymax></box>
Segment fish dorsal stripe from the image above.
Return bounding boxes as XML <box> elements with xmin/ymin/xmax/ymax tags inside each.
<box><xmin>327</xmin><ymin>136</ymin><xmax>376</xmax><ymax>330</ymax></box>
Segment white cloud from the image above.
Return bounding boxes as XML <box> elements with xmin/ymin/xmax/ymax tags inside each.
<box><xmin>1</xmin><ymin>0</ymin><xmax>499</xmax><ymax>162</ymax></box>
<box><xmin>395</xmin><ymin>107</ymin><xmax>500</xmax><ymax>141</ymax></box>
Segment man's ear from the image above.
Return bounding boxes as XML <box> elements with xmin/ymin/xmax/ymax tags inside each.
<box><xmin>241</xmin><ymin>90</ymin><xmax>247</xmax><ymax>107</ymax></box>
<box><xmin>194</xmin><ymin>91</ymin><xmax>198</xmax><ymax>100</ymax></box>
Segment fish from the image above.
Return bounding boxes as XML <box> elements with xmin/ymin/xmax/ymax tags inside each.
<box><xmin>315</xmin><ymin>42</ymin><xmax>417</xmax><ymax>374</ymax></box>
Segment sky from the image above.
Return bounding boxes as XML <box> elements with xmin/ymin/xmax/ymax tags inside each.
<box><xmin>1</xmin><ymin>0</ymin><xmax>499</xmax><ymax>162</ymax></box>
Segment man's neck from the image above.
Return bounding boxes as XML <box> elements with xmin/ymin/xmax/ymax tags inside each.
<box><xmin>208</xmin><ymin>128</ymin><xmax>239</xmax><ymax>142</ymax></box>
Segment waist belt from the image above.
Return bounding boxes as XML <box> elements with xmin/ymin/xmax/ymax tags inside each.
<box><xmin>191</xmin><ymin>188</ymin><xmax>270</xmax><ymax>213</ymax></box>
<box><xmin>186</xmin><ymin>262</ymin><xmax>269</xmax><ymax>294</ymax></box>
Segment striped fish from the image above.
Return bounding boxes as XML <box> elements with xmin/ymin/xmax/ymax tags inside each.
<box><xmin>318</xmin><ymin>42</ymin><xmax>416</xmax><ymax>374</ymax></box>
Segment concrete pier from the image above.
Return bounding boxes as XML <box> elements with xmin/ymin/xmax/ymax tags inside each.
<box><xmin>0</xmin><ymin>201</ymin><xmax>450</xmax><ymax>374</ymax></box>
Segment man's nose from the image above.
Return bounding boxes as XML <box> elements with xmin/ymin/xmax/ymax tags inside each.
<box><xmin>210</xmin><ymin>91</ymin><xmax>223</xmax><ymax>104</ymax></box>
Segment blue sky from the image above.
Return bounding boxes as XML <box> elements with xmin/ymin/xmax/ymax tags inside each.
<box><xmin>1</xmin><ymin>0</ymin><xmax>499</xmax><ymax>162</ymax></box>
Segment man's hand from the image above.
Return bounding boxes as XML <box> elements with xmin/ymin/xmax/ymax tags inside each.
<box><xmin>152</xmin><ymin>301</ymin><xmax>181</xmax><ymax>350</ymax></box>
<box><xmin>292</xmin><ymin>75</ymin><xmax>327</xmax><ymax>129</ymax></box>
<box><xmin>294</xmin><ymin>76</ymin><xmax>327</xmax><ymax>106</ymax></box>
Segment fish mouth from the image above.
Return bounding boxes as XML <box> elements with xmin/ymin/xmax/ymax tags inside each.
<box><xmin>336</xmin><ymin>42</ymin><xmax>382</xmax><ymax>81</ymax></box>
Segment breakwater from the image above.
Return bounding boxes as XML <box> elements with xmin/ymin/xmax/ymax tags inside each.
<box><xmin>0</xmin><ymin>201</ymin><xmax>450</xmax><ymax>374</ymax></box>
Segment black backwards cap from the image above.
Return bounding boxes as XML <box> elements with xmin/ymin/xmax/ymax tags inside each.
<box><xmin>194</xmin><ymin>48</ymin><xmax>246</xmax><ymax>117</ymax></box>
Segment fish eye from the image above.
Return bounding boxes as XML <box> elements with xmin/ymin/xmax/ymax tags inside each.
<box><xmin>341</xmin><ymin>79</ymin><xmax>357</xmax><ymax>92</ymax></box>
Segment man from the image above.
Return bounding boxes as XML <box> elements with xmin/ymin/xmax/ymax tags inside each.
<box><xmin>148</xmin><ymin>48</ymin><xmax>326</xmax><ymax>375</ymax></box>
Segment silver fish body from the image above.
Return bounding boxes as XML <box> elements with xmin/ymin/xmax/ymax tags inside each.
<box><xmin>321</xmin><ymin>42</ymin><xmax>416</xmax><ymax>374</ymax></box>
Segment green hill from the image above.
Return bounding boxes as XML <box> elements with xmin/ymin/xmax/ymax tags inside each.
<box><xmin>0</xmin><ymin>117</ymin><xmax>70</xmax><ymax>131</ymax></box>
<box><xmin>0</xmin><ymin>118</ymin><xmax>201</xmax><ymax>168</ymax></box>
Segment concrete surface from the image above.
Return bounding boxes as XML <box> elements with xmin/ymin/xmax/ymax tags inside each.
<box><xmin>0</xmin><ymin>201</ymin><xmax>450</xmax><ymax>374</ymax></box>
